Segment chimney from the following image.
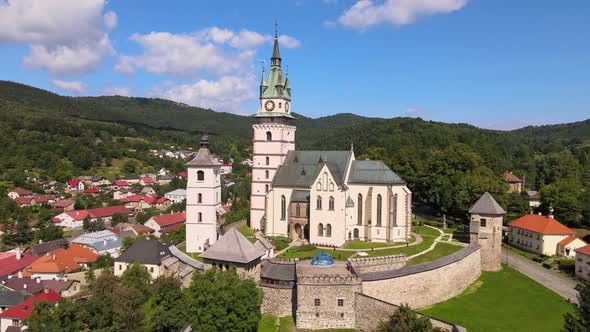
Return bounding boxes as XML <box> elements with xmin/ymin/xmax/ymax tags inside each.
<box><xmin>23</xmin><ymin>283</ymin><xmax>27</xmax><ymax>289</ymax></box>
<box><xmin>36</xmin><ymin>278</ymin><xmax>41</xmax><ymax>284</ymax></box>
<box><xmin>16</xmin><ymin>247</ymin><xmax>21</xmax><ymax>260</ymax></box>
<box><xmin>17</xmin><ymin>271</ymin><xmax>23</xmax><ymax>278</ymax></box>
<box><xmin>39</xmin><ymin>239</ymin><xmax>43</xmax><ymax>244</ymax></box>
<box><xmin>52</xmin><ymin>254</ymin><xmax>56</xmax><ymax>261</ymax></box>
<box><xmin>103</xmin><ymin>239</ymin><xmax>108</xmax><ymax>246</ymax></box>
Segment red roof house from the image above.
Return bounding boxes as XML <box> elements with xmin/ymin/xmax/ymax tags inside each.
<box><xmin>113</xmin><ymin>180</ymin><xmax>130</xmax><ymax>187</ymax></box>
<box><xmin>177</xmin><ymin>171</ymin><xmax>188</xmax><ymax>179</ymax></box>
<box><xmin>68</xmin><ymin>179</ymin><xmax>81</xmax><ymax>187</ymax></box>
<box><xmin>54</xmin><ymin>199</ymin><xmax>75</xmax><ymax>209</ymax></box>
<box><xmin>14</xmin><ymin>197</ymin><xmax>35</xmax><ymax>206</ymax></box>
<box><xmin>144</xmin><ymin>212</ymin><xmax>186</xmax><ymax>237</ymax></box>
<box><xmin>83</xmin><ymin>187</ymin><xmax>100</xmax><ymax>194</ymax></box>
<box><xmin>508</xmin><ymin>214</ymin><xmax>574</xmax><ymax>235</ymax></box>
<box><xmin>8</xmin><ymin>188</ymin><xmax>33</xmax><ymax>198</ymax></box>
<box><xmin>0</xmin><ymin>250</ymin><xmax>40</xmax><ymax>281</ymax></box>
<box><xmin>0</xmin><ymin>288</ymin><xmax>60</xmax><ymax>322</ymax></box>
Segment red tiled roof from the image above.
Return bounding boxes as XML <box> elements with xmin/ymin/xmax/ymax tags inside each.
<box><xmin>65</xmin><ymin>210</ymin><xmax>90</xmax><ymax>221</ymax></box>
<box><xmin>68</xmin><ymin>179</ymin><xmax>81</xmax><ymax>187</ymax></box>
<box><xmin>504</xmin><ymin>172</ymin><xmax>522</xmax><ymax>183</ymax></box>
<box><xmin>142</xmin><ymin>177</ymin><xmax>154</xmax><ymax>183</ymax></box>
<box><xmin>10</xmin><ymin>188</ymin><xmax>33</xmax><ymax>196</ymax></box>
<box><xmin>177</xmin><ymin>172</ymin><xmax>188</xmax><ymax>178</ymax></box>
<box><xmin>155</xmin><ymin>197</ymin><xmax>168</xmax><ymax>204</ymax></box>
<box><xmin>0</xmin><ymin>252</ymin><xmax>40</xmax><ymax>279</ymax></box>
<box><xmin>576</xmin><ymin>244</ymin><xmax>590</xmax><ymax>256</ymax></box>
<box><xmin>15</xmin><ymin>197</ymin><xmax>34</xmax><ymax>205</ymax></box>
<box><xmin>160</xmin><ymin>223</ymin><xmax>185</xmax><ymax>233</ymax></box>
<box><xmin>114</xmin><ymin>180</ymin><xmax>129</xmax><ymax>186</ymax></box>
<box><xmin>24</xmin><ymin>244</ymin><xmax>98</xmax><ymax>275</ymax></box>
<box><xmin>120</xmin><ymin>194</ymin><xmax>156</xmax><ymax>204</ymax></box>
<box><xmin>509</xmin><ymin>214</ymin><xmax>575</xmax><ymax>235</ymax></box>
<box><xmin>151</xmin><ymin>212</ymin><xmax>186</xmax><ymax>227</ymax></box>
<box><xmin>54</xmin><ymin>199</ymin><xmax>74</xmax><ymax>208</ymax></box>
<box><xmin>83</xmin><ymin>187</ymin><xmax>100</xmax><ymax>194</ymax></box>
<box><xmin>88</xmin><ymin>205</ymin><xmax>130</xmax><ymax>218</ymax></box>
<box><xmin>558</xmin><ymin>235</ymin><xmax>584</xmax><ymax>247</ymax></box>
<box><xmin>34</xmin><ymin>197</ymin><xmax>49</xmax><ymax>204</ymax></box>
<box><xmin>0</xmin><ymin>289</ymin><xmax>60</xmax><ymax>320</ymax></box>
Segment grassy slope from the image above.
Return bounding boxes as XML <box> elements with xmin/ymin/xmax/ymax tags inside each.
<box><xmin>421</xmin><ymin>266</ymin><xmax>573</xmax><ymax>332</ymax></box>
<box><xmin>405</xmin><ymin>242</ymin><xmax>462</xmax><ymax>266</ymax></box>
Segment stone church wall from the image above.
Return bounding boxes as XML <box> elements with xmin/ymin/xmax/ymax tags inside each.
<box><xmin>354</xmin><ymin>293</ymin><xmax>465</xmax><ymax>332</ymax></box>
<box><xmin>360</xmin><ymin>244</ymin><xmax>481</xmax><ymax>308</ymax></box>
<box><xmin>260</xmin><ymin>284</ymin><xmax>295</xmax><ymax>317</ymax></box>
<box><xmin>348</xmin><ymin>254</ymin><xmax>406</xmax><ymax>273</ymax></box>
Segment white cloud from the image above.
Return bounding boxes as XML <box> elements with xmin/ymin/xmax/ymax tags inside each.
<box><xmin>51</xmin><ymin>79</ymin><xmax>87</xmax><ymax>94</ymax></box>
<box><xmin>278</xmin><ymin>35</ymin><xmax>301</xmax><ymax>48</ymax></box>
<box><xmin>338</xmin><ymin>0</ymin><xmax>467</xmax><ymax>30</ymax></box>
<box><xmin>229</xmin><ymin>30</ymin><xmax>270</xmax><ymax>49</ymax></box>
<box><xmin>116</xmin><ymin>32</ymin><xmax>251</xmax><ymax>77</ymax></box>
<box><xmin>103</xmin><ymin>86</ymin><xmax>131</xmax><ymax>97</ymax></box>
<box><xmin>154</xmin><ymin>75</ymin><xmax>257</xmax><ymax>114</ymax></box>
<box><xmin>0</xmin><ymin>0</ymin><xmax>116</xmax><ymax>76</ymax></box>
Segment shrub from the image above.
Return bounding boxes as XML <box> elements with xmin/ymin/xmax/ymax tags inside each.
<box><xmin>299</xmin><ymin>244</ymin><xmax>317</xmax><ymax>252</ymax></box>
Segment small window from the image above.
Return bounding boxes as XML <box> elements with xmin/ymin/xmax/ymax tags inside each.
<box><xmin>316</xmin><ymin>182</ymin><xmax>321</xmax><ymax>191</ymax></box>
<box><xmin>314</xmin><ymin>299</ymin><xmax>320</xmax><ymax>306</ymax></box>
<box><xmin>119</xmin><ymin>264</ymin><xmax>122</xmax><ymax>271</ymax></box>
<box><xmin>340</xmin><ymin>313</ymin><xmax>344</xmax><ymax>318</ymax></box>
<box><xmin>198</xmin><ymin>193</ymin><xmax>202</xmax><ymax>203</ymax></box>
<box><xmin>329</xmin><ymin>183</ymin><xmax>334</xmax><ymax>191</ymax></box>
<box><xmin>318</xmin><ymin>223</ymin><xmax>324</xmax><ymax>237</ymax></box>
<box><xmin>150</xmin><ymin>267</ymin><xmax>154</xmax><ymax>273</ymax></box>
<box><xmin>265</xmin><ymin>170</ymin><xmax>269</xmax><ymax>179</ymax></box>
<box><xmin>198</xmin><ymin>212</ymin><xmax>202</xmax><ymax>222</ymax></box>
<box><xmin>197</xmin><ymin>170</ymin><xmax>204</xmax><ymax>181</ymax></box>
<box><xmin>281</xmin><ymin>195</ymin><xmax>286</xmax><ymax>220</ymax></box>
<box><xmin>329</xmin><ymin>196</ymin><xmax>335</xmax><ymax>211</ymax></box>
<box><xmin>480</xmin><ymin>219</ymin><xmax>486</xmax><ymax>227</ymax></box>
<box><xmin>315</xmin><ymin>313</ymin><xmax>319</xmax><ymax>318</ymax></box>
<box><xmin>265</xmin><ymin>184</ymin><xmax>269</xmax><ymax>193</ymax></box>
<box><xmin>279</xmin><ymin>102</ymin><xmax>282</xmax><ymax>108</ymax></box>
<box><xmin>266</xmin><ymin>156</ymin><xmax>270</xmax><ymax>165</ymax></box>
<box><xmin>296</xmin><ymin>204</ymin><xmax>301</xmax><ymax>217</ymax></box>
<box><xmin>316</xmin><ymin>196</ymin><xmax>322</xmax><ymax>210</ymax></box>
<box><xmin>338</xmin><ymin>299</ymin><xmax>344</xmax><ymax>307</ymax></box>
<box><xmin>326</xmin><ymin>224</ymin><xmax>332</xmax><ymax>237</ymax></box>
<box><xmin>266</xmin><ymin>131</ymin><xmax>272</xmax><ymax>141</ymax></box>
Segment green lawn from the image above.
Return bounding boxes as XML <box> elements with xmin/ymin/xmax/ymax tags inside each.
<box><xmin>411</xmin><ymin>225</ymin><xmax>441</xmax><ymax>237</ymax></box>
<box><xmin>405</xmin><ymin>242</ymin><xmax>463</xmax><ymax>266</ymax></box>
<box><xmin>177</xmin><ymin>243</ymin><xmax>204</xmax><ymax>262</ymax></box>
<box><xmin>343</xmin><ymin>240</ymin><xmax>395</xmax><ymax>249</ymax></box>
<box><xmin>257</xmin><ymin>314</ymin><xmax>295</xmax><ymax>332</ymax></box>
<box><xmin>278</xmin><ymin>247</ymin><xmax>356</xmax><ymax>261</ymax></box>
<box><xmin>421</xmin><ymin>266</ymin><xmax>574</xmax><ymax>332</ymax></box>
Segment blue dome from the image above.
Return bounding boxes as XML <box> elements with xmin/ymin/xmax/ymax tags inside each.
<box><xmin>311</xmin><ymin>252</ymin><xmax>335</xmax><ymax>266</ymax></box>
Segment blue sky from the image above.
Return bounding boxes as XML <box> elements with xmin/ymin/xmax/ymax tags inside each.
<box><xmin>0</xmin><ymin>0</ymin><xmax>589</xmax><ymax>129</ymax></box>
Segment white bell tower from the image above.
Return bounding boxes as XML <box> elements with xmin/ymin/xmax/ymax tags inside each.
<box><xmin>250</xmin><ymin>27</ymin><xmax>296</xmax><ymax>231</ymax></box>
<box><xmin>186</xmin><ymin>135</ymin><xmax>222</xmax><ymax>253</ymax></box>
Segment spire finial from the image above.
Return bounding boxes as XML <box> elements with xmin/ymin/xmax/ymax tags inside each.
<box><xmin>274</xmin><ymin>20</ymin><xmax>278</xmax><ymax>38</ymax></box>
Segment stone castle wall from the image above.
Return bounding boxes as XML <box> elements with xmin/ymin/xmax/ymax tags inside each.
<box><xmin>354</xmin><ymin>293</ymin><xmax>465</xmax><ymax>332</ymax></box>
<box><xmin>360</xmin><ymin>244</ymin><xmax>481</xmax><ymax>309</ymax></box>
<box><xmin>260</xmin><ymin>284</ymin><xmax>295</xmax><ymax>317</ymax></box>
<box><xmin>348</xmin><ymin>253</ymin><xmax>406</xmax><ymax>273</ymax></box>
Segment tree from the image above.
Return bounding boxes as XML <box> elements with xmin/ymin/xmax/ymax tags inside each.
<box><xmin>375</xmin><ymin>304</ymin><xmax>444</xmax><ymax>332</ymax></box>
<box><xmin>144</xmin><ymin>276</ymin><xmax>188</xmax><ymax>332</ymax></box>
<box><xmin>11</xmin><ymin>219</ymin><xmax>33</xmax><ymax>245</ymax></box>
<box><xmin>111</xmin><ymin>213</ymin><xmax>128</xmax><ymax>227</ymax></box>
<box><xmin>24</xmin><ymin>299</ymin><xmax>81</xmax><ymax>332</ymax></box>
<box><xmin>121</xmin><ymin>262</ymin><xmax>151</xmax><ymax>296</ymax></box>
<box><xmin>563</xmin><ymin>281</ymin><xmax>590</xmax><ymax>332</ymax></box>
<box><xmin>74</xmin><ymin>198</ymin><xmax>85</xmax><ymax>210</ymax></box>
<box><xmin>83</xmin><ymin>215</ymin><xmax>105</xmax><ymax>232</ymax></box>
<box><xmin>185</xmin><ymin>267</ymin><xmax>262</xmax><ymax>332</ymax></box>
<box><xmin>35</xmin><ymin>220</ymin><xmax>64</xmax><ymax>242</ymax></box>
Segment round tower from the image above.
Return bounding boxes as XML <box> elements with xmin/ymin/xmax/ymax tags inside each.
<box><xmin>469</xmin><ymin>192</ymin><xmax>506</xmax><ymax>271</ymax></box>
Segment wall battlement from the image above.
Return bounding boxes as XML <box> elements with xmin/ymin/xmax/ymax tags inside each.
<box><xmin>297</xmin><ymin>274</ymin><xmax>360</xmax><ymax>285</ymax></box>
<box><xmin>348</xmin><ymin>253</ymin><xmax>406</xmax><ymax>273</ymax></box>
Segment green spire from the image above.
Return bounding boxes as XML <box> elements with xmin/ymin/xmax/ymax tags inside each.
<box><xmin>271</xmin><ymin>23</ymin><xmax>281</xmax><ymax>67</ymax></box>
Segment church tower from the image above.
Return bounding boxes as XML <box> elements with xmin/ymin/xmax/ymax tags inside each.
<box><xmin>250</xmin><ymin>28</ymin><xmax>296</xmax><ymax>231</ymax></box>
<box><xmin>185</xmin><ymin>135</ymin><xmax>222</xmax><ymax>253</ymax></box>
<box><xmin>469</xmin><ymin>192</ymin><xmax>505</xmax><ymax>271</ymax></box>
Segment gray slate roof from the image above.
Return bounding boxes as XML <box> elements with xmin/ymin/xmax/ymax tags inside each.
<box><xmin>165</xmin><ymin>189</ymin><xmax>187</xmax><ymax>196</ymax></box>
<box><xmin>290</xmin><ymin>190</ymin><xmax>309</xmax><ymax>202</ymax></box>
<box><xmin>186</xmin><ymin>147</ymin><xmax>221</xmax><ymax>167</ymax></box>
<box><xmin>27</xmin><ymin>238</ymin><xmax>69</xmax><ymax>256</ymax></box>
<box><xmin>115</xmin><ymin>239</ymin><xmax>170</xmax><ymax>265</ymax></box>
<box><xmin>200</xmin><ymin>227</ymin><xmax>265</xmax><ymax>264</ymax></box>
<box><xmin>468</xmin><ymin>192</ymin><xmax>506</xmax><ymax>215</ymax></box>
<box><xmin>347</xmin><ymin>160</ymin><xmax>405</xmax><ymax>185</ymax></box>
<box><xmin>0</xmin><ymin>287</ymin><xmax>29</xmax><ymax>308</ymax></box>
<box><xmin>260</xmin><ymin>260</ymin><xmax>296</xmax><ymax>281</ymax></box>
<box><xmin>272</xmin><ymin>150</ymin><xmax>352</xmax><ymax>188</ymax></box>
<box><xmin>168</xmin><ymin>245</ymin><xmax>205</xmax><ymax>270</ymax></box>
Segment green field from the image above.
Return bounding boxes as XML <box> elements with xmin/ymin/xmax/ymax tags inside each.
<box><xmin>421</xmin><ymin>266</ymin><xmax>574</xmax><ymax>332</ymax></box>
<box><xmin>405</xmin><ymin>242</ymin><xmax>463</xmax><ymax>266</ymax></box>
<box><xmin>257</xmin><ymin>314</ymin><xmax>296</xmax><ymax>332</ymax></box>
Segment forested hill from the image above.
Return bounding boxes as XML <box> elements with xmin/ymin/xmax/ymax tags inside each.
<box><xmin>1</xmin><ymin>80</ymin><xmax>588</xmax><ymax>225</ymax></box>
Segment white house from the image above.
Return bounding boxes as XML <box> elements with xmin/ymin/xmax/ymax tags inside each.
<box><xmin>144</xmin><ymin>212</ymin><xmax>186</xmax><ymax>237</ymax></box>
<box><xmin>7</xmin><ymin>188</ymin><xmax>33</xmax><ymax>199</ymax></box>
<box><xmin>71</xmin><ymin>230</ymin><xmax>123</xmax><ymax>257</ymax></box>
<box><xmin>165</xmin><ymin>189</ymin><xmax>187</xmax><ymax>204</ymax></box>
<box><xmin>557</xmin><ymin>236</ymin><xmax>587</xmax><ymax>258</ymax></box>
<box><xmin>507</xmin><ymin>214</ymin><xmax>577</xmax><ymax>256</ymax></box>
<box><xmin>220</xmin><ymin>164</ymin><xmax>233</xmax><ymax>175</ymax></box>
<box><xmin>575</xmin><ymin>244</ymin><xmax>590</xmax><ymax>280</ymax></box>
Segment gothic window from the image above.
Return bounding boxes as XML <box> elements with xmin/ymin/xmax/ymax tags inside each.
<box><xmin>329</xmin><ymin>183</ymin><xmax>334</xmax><ymax>191</ymax></box>
<box><xmin>265</xmin><ymin>184</ymin><xmax>269</xmax><ymax>193</ymax></box>
<box><xmin>266</xmin><ymin>131</ymin><xmax>272</xmax><ymax>141</ymax></box>
<box><xmin>316</xmin><ymin>182</ymin><xmax>321</xmax><ymax>190</ymax></box>
<box><xmin>376</xmin><ymin>194</ymin><xmax>382</xmax><ymax>226</ymax></box>
<box><xmin>281</xmin><ymin>195</ymin><xmax>286</xmax><ymax>220</ymax></box>
<box><xmin>326</xmin><ymin>224</ymin><xmax>332</xmax><ymax>237</ymax></box>
<box><xmin>198</xmin><ymin>212</ymin><xmax>202</xmax><ymax>222</ymax></box>
<box><xmin>266</xmin><ymin>156</ymin><xmax>270</xmax><ymax>165</ymax></box>
<box><xmin>265</xmin><ymin>170</ymin><xmax>269</xmax><ymax>179</ymax></box>
<box><xmin>353</xmin><ymin>228</ymin><xmax>359</xmax><ymax>239</ymax></box>
<box><xmin>329</xmin><ymin>196</ymin><xmax>335</xmax><ymax>211</ymax></box>
<box><xmin>318</xmin><ymin>223</ymin><xmax>324</xmax><ymax>236</ymax></box>
<box><xmin>357</xmin><ymin>194</ymin><xmax>363</xmax><ymax>225</ymax></box>
<box><xmin>296</xmin><ymin>204</ymin><xmax>301</xmax><ymax>217</ymax></box>
<box><xmin>316</xmin><ymin>196</ymin><xmax>322</xmax><ymax>210</ymax></box>
<box><xmin>197</xmin><ymin>170</ymin><xmax>204</xmax><ymax>181</ymax></box>
<box><xmin>322</xmin><ymin>172</ymin><xmax>328</xmax><ymax>191</ymax></box>
<box><xmin>279</xmin><ymin>102</ymin><xmax>282</xmax><ymax>108</ymax></box>
<box><xmin>198</xmin><ymin>193</ymin><xmax>202</xmax><ymax>203</ymax></box>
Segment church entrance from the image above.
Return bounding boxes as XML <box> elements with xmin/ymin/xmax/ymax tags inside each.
<box><xmin>294</xmin><ymin>223</ymin><xmax>303</xmax><ymax>239</ymax></box>
<box><xmin>303</xmin><ymin>224</ymin><xmax>310</xmax><ymax>240</ymax></box>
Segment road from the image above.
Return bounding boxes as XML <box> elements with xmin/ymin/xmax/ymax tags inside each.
<box><xmin>502</xmin><ymin>247</ymin><xmax>579</xmax><ymax>303</ymax></box>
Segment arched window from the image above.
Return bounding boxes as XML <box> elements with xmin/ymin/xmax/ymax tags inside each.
<box><xmin>329</xmin><ymin>196</ymin><xmax>335</xmax><ymax>211</ymax></box>
<box><xmin>279</xmin><ymin>102</ymin><xmax>282</xmax><ymax>108</ymax></box>
<box><xmin>266</xmin><ymin>131</ymin><xmax>272</xmax><ymax>141</ymax></box>
<box><xmin>281</xmin><ymin>195</ymin><xmax>286</xmax><ymax>220</ymax></box>
<box><xmin>296</xmin><ymin>204</ymin><xmax>301</xmax><ymax>217</ymax></box>
<box><xmin>322</xmin><ymin>172</ymin><xmax>328</xmax><ymax>191</ymax></box>
<box><xmin>357</xmin><ymin>194</ymin><xmax>363</xmax><ymax>225</ymax></box>
<box><xmin>197</xmin><ymin>170</ymin><xmax>204</xmax><ymax>181</ymax></box>
<box><xmin>316</xmin><ymin>196</ymin><xmax>322</xmax><ymax>210</ymax></box>
<box><xmin>265</xmin><ymin>170</ymin><xmax>269</xmax><ymax>179</ymax></box>
<box><xmin>198</xmin><ymin>212</ymin><xmax>202</xmax><ymax>222</ymax></box>
<box><xmin>329</xmin><ymin>183</ymin><xmax>334</xmax><ymax>191</ymax></box>
<box><xmin>266</xmin><ymin>156</ymin><xmax>270</xmax><ymax>165</ymax></box>
<box><xmin>353</xmin><ymin>228</ymin><xmax>359</xmax><ymax>239</ymax></box>
<box><xmin>376</xmin><ymin>194</ymin><xmax>382</xmax><ymax>226</ymax></box>
<box><xmin>198</xmin><ymin>193</ymin><xmax>202</xmax><ymax>203</ymax></box>
<box><xmin>265</xmin><ymin>184</ymin><xmax>269</xmax><ymax>193</ymax></box>
<box><xmin>326</xmin><ymin>224</ymin><xmax>332</xmax><ymax>237</ymax></box>
<box><xmin>316</xmin><ymin>182</ymin><xmax>321</xmax><ymax>191</ymax></box>
<box><xmin>318</xmin><ymin>223</ymin><xmax>324</xmax><ymax>236</ymax></box>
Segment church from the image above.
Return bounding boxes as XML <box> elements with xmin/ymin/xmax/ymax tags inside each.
<box><xmin>250</xmin><ymin>31</ymin><xmax>412</xmax><ymax>247</ymax></box>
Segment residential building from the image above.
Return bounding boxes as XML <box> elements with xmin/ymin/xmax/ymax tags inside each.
<box><xmin>7</xmin><ymin>188</ymin><xmax>33</xmax><ymax>200</ymax></box>
<box><xmin>53</xmin><ymin>199</ymin><xmax>75</xmax><ymax>212</ymax></box>
<box><xmin>52</xmin><ymin>206</ymin><xmax>130</xmax><ymax>229</ymax></box>
<box><xmin>23</xmin><ymin>244</ymin><xmax>98</xmax><ymax>280</ymax></box>
<box><xmin>158</xmin><ymin>175</ymin><xmax>173</xmax><ymax>185</ymax></box>
<box><xmin>503</xmin><ymin>172</ymin><xmax>523</xmax><ymax>193</ymax></box>
<box><xmin>140</xmin><ymin>177</ymin><xmax>154</xmax><ymax>186</ymax></box>
<box><xmin>123</xmin><ymin>175</ymin><xmax>140</xmax><ymax>184</ymax></box>
<box><xmin>575</xmin><ymin>244</ymin><xmax>590</xmax><ymax>280</ymax></box>
<box><xmin>144</xmin><ymin>212</ymin><xmax>186</xmax><ymax>237</ymax></box>
<box><xmin>67</xmin><ymin>179</ymin><xmax>85</xmax><ymax>192</ymax></box>
<box><xmin>185</xmin><ymin>136</ymin><xmax>224</xmax><ymax>253</ymax></box>
<box><xmin>0</xmin><ymin>249</ymin><xmax>39</xmax><ymax>282</ymax></box>
<box><xmin>83</xmin><ymin>187</ymin><xmax>101</xmax><ymax>196</ymax></box>
<box><xmin>2</xmin><ymin>278</ymin><xmax>80</xmax><ymax>298</ymax></box>
<box><xmin>140</xmin><ymin>187</ymin><xmax>156</xmax><ymax>196</ymax></box>
<box><xmin>109</xmin><ymin>223</ymin><xmax>155</xmax><ymax>239</ymax></box>
<box><xmin>114</xmin><ymin>239</ymin><xmax>204</xmax><ymax>286</ymax></box>
<box><xmin>155</xmin><ymin>197</ymin><xmax>172</xmax><ymax>210</ymax></box>
<box><xmin>14</xmin><ymin>197</ymin><xmax>35</xmax><ymax>207</ymax></box>
<box><xmin>165</xmin><ymin>189</ymin><xmax>187</xmax><ymax>204</ymax></box>
<box><xmin>0</xmin><ymin>288</ymin><xmax>60</xmax><ymax>332</ymax></box>
<box><xmin>25</xmin><ymin>239</ymin><xmax>69</xmax><ymax>256</ymax></box>
<box><xmin>119</xmin><ymin>194</ymin><xmax>156</xmax><ymax>212</ymax></box>
<box><xmin>0</xmin><ymin>287</ymin><xmax>29</xmax><ymax>314</ymax></box>
<box><xmin>91</xmin><ymin>176</ymin><xmax>111</xmax><ymax>187</ymax></box>
<box><xmin>557</xmin><ymin>236</ymin><xmax>587</xmax><ymax>258</ymax></box>
<box><xmin>507</xmin><ymin>214</ymin><xmax>576</xmax><ymax>256</ymax></box>
<box><xmin>112</xmin><ymin>180</ymin><xmax>130</xmax><ymax>189</ymax></box>
<box><xmin>113</xmin><ymin>189</ymin><xmax>133</xmax><ymax>200</ymax></box>
<box><xmin>71</xmin><ymin>230</ymin><xmax>123</xmax><ymax>257</ymax></box>
<box><xmin>220</xmin><ymin>164</ymin><xmax>233</xmax><ymax>175</ymax></box>
<box><xmin>526</xmin><ymin>190</ymin><xmax>541</xmax><ymax>208</ymax></box>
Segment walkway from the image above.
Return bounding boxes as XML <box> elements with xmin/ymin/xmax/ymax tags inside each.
<box><xmin>406</xmin><ymin>225</ymin><xmax>445</xmax><ymax>260</ymax></box>
<box><xmin>502</xmin><ymin>247</ymin><xmax>579</xmax><ymax>303</ymax></box>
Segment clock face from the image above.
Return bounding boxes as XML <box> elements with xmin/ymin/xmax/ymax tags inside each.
<box><xmin>264</xmin><ymin>100</ymin><xmax>275</xmax><ymax>112</ymax></box>
<box><xmin>285</xmin><ymin>102</ymin><xmax>290</xmax><ymax>112</ymax></box>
